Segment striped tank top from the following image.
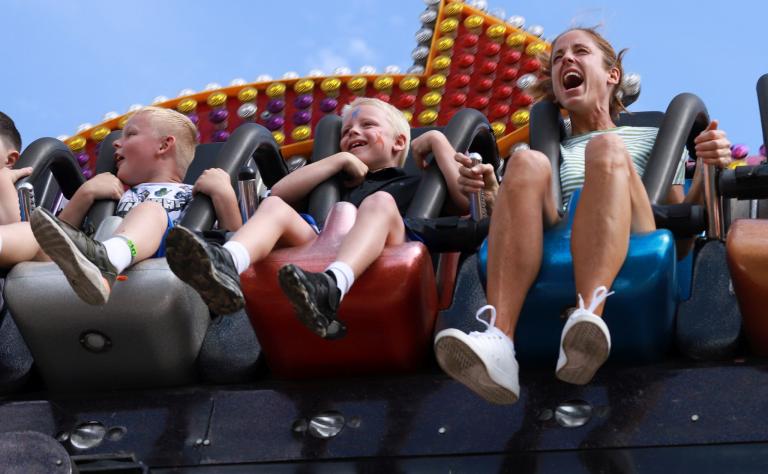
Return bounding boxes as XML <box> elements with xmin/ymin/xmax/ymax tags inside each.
<box><xmin>559</xmin><ymin>126</ymin><xmax>686</xmax><ymax>208</ymax></box>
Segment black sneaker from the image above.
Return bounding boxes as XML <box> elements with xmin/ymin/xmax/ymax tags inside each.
<box><xmin>165</xmin><ymin>226</ymin><xmax>244</xmax><ymax>315</ymax></box>
<box><xmin>278</xmin><ymin>264</ymin><xmax>345</xmax><ymax>339</ymax></box>
<box><xmin>30</xmin><ymin>208</ymin><xmax>117</xmax><ymax>305</ymax></box>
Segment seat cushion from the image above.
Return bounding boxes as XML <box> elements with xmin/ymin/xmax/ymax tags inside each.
<box><xmin>5</xmin><ymin>258</ymin><xmax>210</xmax><ymax>391</ymax></box>
<box><xmin>241</xmin><ymin>202</ymin><xmax>438</xmax><ymax>378</ymax></box>
<box><xmin>478</xmin><ymin>191</ymin><xmax>677</xmax><ymax>365</ymax></box>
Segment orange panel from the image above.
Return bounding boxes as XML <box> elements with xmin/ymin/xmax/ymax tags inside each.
<box><xmin>727</xmin><ymin>219</ymin><xmax>768</xmax><ymax>355</ymax></box>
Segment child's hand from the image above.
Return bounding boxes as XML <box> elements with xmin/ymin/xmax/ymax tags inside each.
<box><xmin>341</xmin><ymin>153</ymin><xmax>368</xmax><ymax>187</ymax></box>
<box><xmin>694</xmin><ymin>120</ymin><xmax>731</xmax><ymax>168</ymax></box>
<box><xmin>410</xmin><ymin>130</ymin><xmax>441</xmax><ymax>169</ymax></box>
<box><xmin>0</xmin><ymin>166</ymin><xmax>33</xmax><ymax>184</ymax></box>
<box><xmin>81</xmin><ymin>172</ymin><xmax>124</xmax><ymax>201</ymax></box>
<box><xmin>193</xmin><ymin>168</ymin><xmax>232</xmax><ymax>197</ymax></box>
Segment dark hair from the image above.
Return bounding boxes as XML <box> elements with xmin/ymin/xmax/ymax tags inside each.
<box><xmin>0</xmin><ymin>111</ymin><xmax>21</xmax><ymax>151</ymax></box>
<box><xmin>533</xmin><ymin>27</ymin><xmax>628</xmax><ymax>118</ymax></box>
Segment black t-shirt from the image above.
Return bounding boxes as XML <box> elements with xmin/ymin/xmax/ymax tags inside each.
<box><xmin>342</xmin><ymin>167</ymin><xmax>421</xmax><ymax>215</ymax></box>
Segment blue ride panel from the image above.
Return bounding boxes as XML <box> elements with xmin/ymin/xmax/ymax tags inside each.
<box><xmin>478</xmin><ymin>190</ymin><xmax>677</xmax><ymax>366</ymax></box>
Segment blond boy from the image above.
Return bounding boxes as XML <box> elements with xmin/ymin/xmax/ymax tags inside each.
<box><xmin>29</xmin><ymin>107</ymin><xmax>241</xmax><ymax>305</ymax></box>
<box><xmin>166</xmin><ymin>97</ymin><xmax>472</xmax><ymax>337</ymax></box>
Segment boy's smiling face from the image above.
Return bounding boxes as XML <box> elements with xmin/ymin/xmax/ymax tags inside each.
<box><xmin>112</xmin><ymin>112</ymin><xmax>167</xmax><ymax>185</ymax></box>
<box><xmin>340</xmin><ymin>105</ymin><xmax>405</xmax><ymax>171</ymax></box>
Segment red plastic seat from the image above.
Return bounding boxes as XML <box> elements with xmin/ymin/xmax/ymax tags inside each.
<box><xmin>241</xmin><ymin>202</ymin><xmax>438</xmax><ymax>378</ymax></box>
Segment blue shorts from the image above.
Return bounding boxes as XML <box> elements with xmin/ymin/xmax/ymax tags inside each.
<box><xmin>153</xmin><ymin>213</ymin><xmax>175</xmax><ymax>258</ymax></box>
<box><xmin>403</xmin><ymin>219</ymin><xmax>424</xmax><ymax>244</ymax></box>
<box><xmin>300</xmin><ymin>213</ymin><xmax>321</xmax><ymax>234</ymax></box>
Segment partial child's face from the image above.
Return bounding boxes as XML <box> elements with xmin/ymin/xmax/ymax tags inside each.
<box><xmin>113</xmin><ymin>112</ymin><xmax>165</xmax><ymax>185</ymax></box>
<box><xmin>550</xmin><ymin>29</ymin><xmax>619</xmax><ymax>115</ymax></box>
<box><xmin>340</xmin><ymin>105</ymin><xmax>405</xmax><ymax>170</ymax></box>
<box><xmin>0</xmin><ymin>139</ymin><xmax>19</xmax><ymax>169</ymax></box>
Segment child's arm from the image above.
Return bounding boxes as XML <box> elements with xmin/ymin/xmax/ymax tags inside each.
<box><xmin>192</xmin><ymin>168</ymin><xmax>242</xmax><ymax>232</ymax></box>
<box><xmin>411</xmin><ymin>131</ymin><xmax>470</xmax><ymax>213</ymax></box>
<box><xmin>58</xmin><ymin>172</ymin><xmax>124</xmax><ymax>228</ymax></box>
<box><xmin>270</xmin><ymin>152</ymin><xmax>368</xmax><ymax>204</ymax></box>
<box><xmin>0</xmin><ymin>167</ymin><xmax>33</xmax><ymax>224</ymax></box>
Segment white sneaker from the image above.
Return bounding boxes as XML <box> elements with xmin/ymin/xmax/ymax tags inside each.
<box><xmin>434</xmin><ymin>305</ymin><xmax>520</xmax><ymax>404</ymax></box>
<box><xmin>556</xmin><ymin>286</ymin><xmax>613</xmax><ymax>385</ymax></box>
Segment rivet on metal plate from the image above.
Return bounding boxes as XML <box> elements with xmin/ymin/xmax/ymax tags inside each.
<box><xmin>308</xmin><ymin>411</ymin><xmax>345</xmax><ymax>439</ymax></box>
<box><xmin>70</xmin><ymin>421</ymin><xmax>107</xmax><ymax>449</ymax></box>
<box><xmin>555</xmin><ymin>400</ymin><xmax>593</xmax><ymax>428</ymax></box>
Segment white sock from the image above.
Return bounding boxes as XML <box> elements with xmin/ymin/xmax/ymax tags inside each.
<box><xmin>325</xmin><ymin>261</ymin><xmax>355</xmax><ymax>300</ymax></box>
<box><xmin>223</xmin><ymin>240</ymin><xmax>251</xmax><ymax>274</ymax></box>
<box><xmin>103</xmin><ymin>237</ymin><xmax>133</xmax><ymax>274</ymax></box>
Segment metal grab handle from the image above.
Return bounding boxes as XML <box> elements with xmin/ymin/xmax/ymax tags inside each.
<box><xmin>237</xmin><ymin>165</ymin><xmax>261</xmax><ymax>223</ymax></box>
<box><xmin>702</xmin><ymin>162</ymin><xmax>724</xmax><ymax>240</ymax></box>
<box><xmin>467</xmin><ymin>152</ymin><xmax>487</xmax><ymax>221</ymax></box>
<box><xmin>17</xmin><ymin>182</ymin><xmax>36</xmax><ymax>222</ymax></box>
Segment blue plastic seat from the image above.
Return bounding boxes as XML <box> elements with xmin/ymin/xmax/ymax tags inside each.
<box><xmin>479</xmin><ymin>191</ymin><xmax>676</xmax><ymax>365</ymax></box>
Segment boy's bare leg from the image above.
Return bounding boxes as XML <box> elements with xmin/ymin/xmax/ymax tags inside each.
<box><xmin>230</xmin><ymin>196</ymin><xmax>318</xmax><ymax>264</ymax></box>
<box><xmin>166</xmin><ymin>196</ymin><xmax>316</xmax><ymax>315</ymax></box>
<box><xmin>111</xmin><ymin>201</ymin><xmax>169</xmax><ymax>262</ymax></box>
<box><xmin>335</xmin><ymin>191</ymin><xmax>405</xmax><ymax>277</ymax></box>
<box><xmin>487</xmin><ymin>150</ymin><xmax>561</xmax><ymax>337</ymax></box>
<box><xmin>0</xmin><ymin>222</ymin><xmax>46</xmax><ymax>267</ymax></box>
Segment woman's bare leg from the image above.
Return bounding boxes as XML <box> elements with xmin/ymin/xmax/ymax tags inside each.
<box><xmin>571</xmin><ymin>134</ymin><xmax>655</xmax><ymax>314</ymax></box>
<box><xmin>487</xmin><ymin>150</ymin><xmax>561</xmax><ymax>336</ymax></box>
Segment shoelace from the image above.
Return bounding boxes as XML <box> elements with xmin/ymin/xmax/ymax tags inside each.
<box><xmin>470</xmin><ymin>305</ymin><xmax>508</xmax><ymax>344</ymax></box>
<box><xmin>576</xmin><ymin>286</ymin><xmax>615</xmax><ymax>315</ymax></box>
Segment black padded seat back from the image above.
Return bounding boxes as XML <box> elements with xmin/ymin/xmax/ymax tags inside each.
<box><xmin>616</xmin><ymin>111</ymin><xmax>665</xmax><ymax>128</ymax></box>
<box><xmin>530</xmin><ymin>94</ymin><xmax>709</xmax><ymax>206</ymax></box>
<box><xmin>758</xmin><ymin>74</ymin><xmax>768</xmax><ymax>152</ymax></box>
<box><xmin>402</xmin><ymin>126</ymin><xmax>439</xmax><ymax>176</ymax></box>
<box><xmin>183</xmin><ymin>143</ymin><xmax>225</xmax><ymax>184</ymax></box>
<box><xmin>96</xmin><ymin>131</ymin><xmax>121</xmax><ymax>174</ymax></box>
<box><xmin>756</xmin><ymin>74</ymin><xmax>768</xmax><ymax>218</ymax></box>
<box><xmin>307</xmin><ymin>109</ymin><xmax>498</xmax><ymax>226</ymax></box>
<box><xmin>15</xmin><ymin>138</ymin><xmax>85</xmax><ymax>203</ymax></box>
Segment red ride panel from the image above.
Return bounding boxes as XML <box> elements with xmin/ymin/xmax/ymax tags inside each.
<box><xmin>241</xmin><ymin>203</ymin><xmax>438</xmax><ymax>378</ymax></box>
<box><xmin>726</xmin><ymin>219</ymin><xmax>768</xmax><ymax>355</ymax></box>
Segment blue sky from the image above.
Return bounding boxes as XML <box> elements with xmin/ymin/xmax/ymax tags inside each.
<box><xmin>4</xmin><ymin>0</ymin><xmax>767</xmax><ymax>155</ymax></box>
